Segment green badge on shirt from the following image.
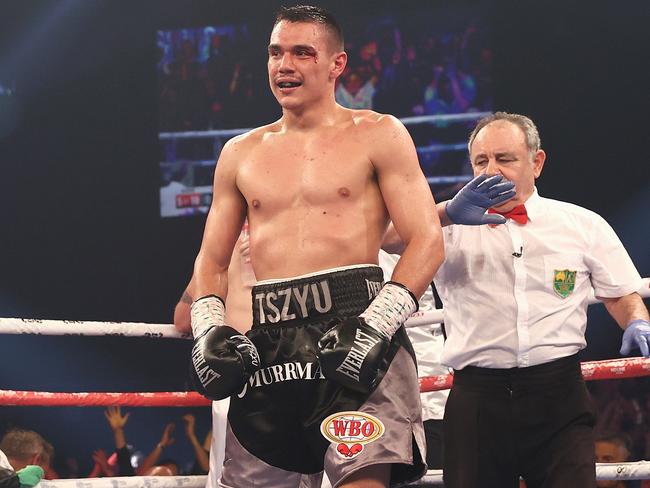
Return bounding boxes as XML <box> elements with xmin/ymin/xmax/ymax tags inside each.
<box><xmin>553</xmin><ymin>269</ymin><xmax>577</xmax><ymax>298</ymax></box>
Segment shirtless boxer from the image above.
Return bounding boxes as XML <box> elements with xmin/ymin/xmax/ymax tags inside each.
<box><xmin>186</xmin><ymin>5</ymin><xmax>443</xmax><ymax>488</ymax></box>
<box><xmin>178</xmin><ymin>170</ymin><xmax>516</xmax><ymax>486</ymax></box>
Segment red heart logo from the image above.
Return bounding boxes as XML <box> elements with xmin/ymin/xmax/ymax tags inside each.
<box><xmin>337</xmin><ymin>443</ymin><xmax>350</xmax><ymax>457</ymax></box>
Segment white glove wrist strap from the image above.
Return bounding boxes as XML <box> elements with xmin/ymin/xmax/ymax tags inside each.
<box><xmin>190</xmin><ymin>295</ymin><xmax>226</xmax><ymax>338</ymax></box>
<box><xmin>360</xmin><ymin>282</ymin><xmax>417</xmax><ymax>339</ymax></box>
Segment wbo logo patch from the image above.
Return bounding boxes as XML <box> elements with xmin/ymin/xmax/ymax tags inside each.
<box><xmin>553</xmin><ymin>269</ymin><xmax>577</xmax><ymax>298</ymax></box>
<box><xmin>320</xmin><ymin>411</ymin><xmax>384</xmax><ymax>459</ymax></box>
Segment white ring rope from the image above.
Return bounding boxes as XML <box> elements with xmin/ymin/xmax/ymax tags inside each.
<box><xmin>0</xmin><ymin>318</ymin><xmax>188</xmax><ymax>339</ymax></box>
<box><xmin>595</xmin><ymin>461</ymin><xmax>650</xmax><ymax>481</ymax></box>
<box><xmin>158</xmin><ymin>112</ymin><xmax>492</xmax><ymax>140</ymax></box>
<box><xmin>37</xmin><ymin>476</ymin><xmax>207</xmax><ymax>488</ymax></box>
<box><xmin>415</xmin><ymin>462</ymin><xmax>650</xmax><ymax>485</ymax></box>
<box><xmin>1</xmin><ymin>279</ymin><xmax>647</xmax><ymax>338</ymax></box>
<box><xmin>33</xmin><ymin>462</ymin><xmax>650</xmax><ymax>487</ymax></box>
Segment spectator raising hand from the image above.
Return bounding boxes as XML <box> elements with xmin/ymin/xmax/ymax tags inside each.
<box><xmin>182</xmin><ymin>414</ymin><xmax>197</xmax><ymax>441</ymax></box>
<box><xmin>88</xmin><ymin>449</ymin><xmax>114</xmax><ymax>478</ymax></box>
<box><xmin>182</xmin><ymin>414</ymin><xmax>209</xmax><ymax>473</ymax></box>
<box><xmin>159</xmin><ymin>423</ymin><xmax>176</xmax><ymax>450</ymax></box>
<box><xmin>136</xmin><ymin>423</ymin><xmax>175</xmax><ymax>476</ymax></box>
<box><xmin>103</xmin><ymin>407</ymin><xmax>135</xmax><ymax>476</ymax></box>
<box><xmin>104</xmin><ymin>407</ymin><xmax>129</xmax><ymax>450</ymax></box>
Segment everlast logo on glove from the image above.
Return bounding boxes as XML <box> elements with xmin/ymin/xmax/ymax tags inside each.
<box><xmin>190</xmin><ymin>325</ymin><xmax>261</xmax><ymax>401</ymax></box>
<box><xmin>232</xmin><ymin>336</ymin><xmax>260</xmax><ymax>369</ymax></box>
<box><xmin>254</xmin><ymin>280</ymin><xmax>332</xmax><ymax>324</ymax></box>
<box><xmin>336</xmin><ymin>329</ymin><xmax>379</xmax><ymax>381</ymax></box>
<box><xmin>317</xmin><ymin>315</ymin><xmax>391</xmax><ymax>393</ymax></box>
<box><xmin>191</xmin><ymin>345</ymin><xmax>221</xmax><ymax>389</ymax></box>
<box><xmin>365</xmin><ymin>279</ymin><xmax>382</xmax><ymax>300</ymax></box>
<box><xmin>335</xmin><ymin>329</ymin><xmax>381</xmax><ymax>382</ymax></box>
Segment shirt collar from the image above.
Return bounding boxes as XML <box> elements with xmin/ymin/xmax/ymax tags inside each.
<box><xmin>522</xmin><ymin>187</ymin><xmax>544</xmax><ymax>222</ymax></box>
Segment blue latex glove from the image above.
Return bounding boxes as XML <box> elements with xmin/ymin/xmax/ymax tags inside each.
<box><xmin>620</xmin><ymin>319</ymin><xmax>650</xmax><ymax>357</ymax></box>
<box><xmin>445</xmin><ymin>174</ymin><xmax>516</xmax><ymax>225</ymax></box>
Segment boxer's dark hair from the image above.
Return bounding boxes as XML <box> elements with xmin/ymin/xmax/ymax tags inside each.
<box><xmin>274</xmin><ymin>5</ymin><xmax>344</xmax><ymax>51</ymax></box>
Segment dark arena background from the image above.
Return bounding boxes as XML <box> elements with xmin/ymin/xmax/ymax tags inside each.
<box><xmin>1</xmin><ymin>0</ymin><xmax>649</xmax><ymax>478</ymax></box>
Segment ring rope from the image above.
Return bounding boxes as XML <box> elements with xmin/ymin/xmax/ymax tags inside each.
<box><xmin>37</xmin><ymin>476</ymin><xmax>207</xmax><ymax>488</ymax></box>
<box><xmin>158</xmin><ymin>112</ymin><xmax>492</xmax><ymax>140</ymax></box>
<box><xmin>32</xmin><ymin>462</ymin><xmax>650</xmax><ymax>487</ymax></box>
<box><xmin>0</xmin><ymin>312</ymin><xmax>444</xmax><ymax>337</ymax></box>
<box><xmin>0</xmin><ymin>390</ymin><xmax>210</xmax><ymax>407</ymax></box>
<box><xmin>0</xmin><ymin>317</ymin><xmax>188</xmax><ymax>339</ymax></box>
<box><xmin>419</xmin><ymin>356</ymin><xmax>650</xmax><ymax>393</ymax></box>
<box><xmin>0</xmin><ymin>278</ymin><xmax>646</xmax><ymax>338</ymax></box>
<box><xmin>0</xmin><ymin>314</ymin><xmax>442</xmax><ymax>337</ymax></box>
<box><xmin>415</xmin><ymin>462</ymin><xmax>650</xmax><ymax>485</ymax></box>
<box><xmin>1</xmin><ymin>357</ymin><xmax>648</xmax><ymax>407</ymax></box>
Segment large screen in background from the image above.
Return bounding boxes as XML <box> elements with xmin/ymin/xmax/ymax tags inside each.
<box><xmin>157</xmin><ymin>6</ymin><xmax>492</xmax><ymax>217</ymax></box>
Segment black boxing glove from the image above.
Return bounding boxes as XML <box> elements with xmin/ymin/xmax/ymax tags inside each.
<box><xmin>0</xmin><ymin>468</ymin><xmax>20</xmax><ymax>488</ymax></box>
<box><xmin>189</xmin><ymin>295</ymin><xmax>260</xmax><ymax>400</ymax></box>
<box><xmin>317</xmin><ymin>281</ymin><xmax>418</xmax><ymax>393</ymax></box>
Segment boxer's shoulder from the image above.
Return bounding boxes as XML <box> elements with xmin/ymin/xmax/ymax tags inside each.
<box><xmin>346</xmin><ymin>108</ymin><xmax>402</xmax><ymax>132</ymax></box>
<box><xmin>347</xmin><ymin>110</ymin><xmax>413</xmax><ymax>158</ymax></box>
<box><xmin>225</xmin><ymin>122</ymin><xmax>281</xmax><ymax>151</ymax></box>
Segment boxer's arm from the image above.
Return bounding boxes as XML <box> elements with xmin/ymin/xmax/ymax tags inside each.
<box><xmin>173</xmin><ymin>278</ymin><xmax>196</xmax><ymax>334</ymax></box>
<box><xmin>381</xmin><ymin>222</ymin><xmax>404</xmax><ymax>255</ymax></box>
<box><xmin>371</xmin><ymin>115</ymin><xmax>443</xmax><ymax>298</ymax></box>
<box><xmin>193</xmin><ymin>137</ymin><xmax>247</xmax><ymax>301</ymax></box>
<box><xmin>381</xmin><ymin>201</ymin><xmax>450</xmax><ymax>254</ymax></box>
<box><xmin>188</xmin><ymin>138</ymin><xmax>260</xmax><ymax>400</ymax></box>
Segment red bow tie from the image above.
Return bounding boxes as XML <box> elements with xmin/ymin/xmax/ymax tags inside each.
<box><xmin>488</xmin><ymin>204</ymin><xmax>528</xmax><ymax>225</ymax></box>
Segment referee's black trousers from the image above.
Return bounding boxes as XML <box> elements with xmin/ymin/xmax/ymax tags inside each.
<box><xmin>443</xmin><ymin>354</ymin><xmax>596</xmax><ymax>488</ymax></box>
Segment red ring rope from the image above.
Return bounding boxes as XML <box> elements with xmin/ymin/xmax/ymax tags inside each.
<box><xmin>1</xmin><ymin>357</ymin><xmax>648</xmax><ymax>406</ymax></box>
<box><xmin>419</xmin><ymin>357</ymin><xmax>650</xmax><ymax>393</ymax></box>
<box><xmin>0</xmin><ymin>391</ymin><xmax>211</xmax><ymax>407</ymax></box>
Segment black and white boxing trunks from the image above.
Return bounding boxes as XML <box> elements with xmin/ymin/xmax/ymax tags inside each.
<box><xmin>220</xmin><ymin>265</ymin><xmax>426</xmax><ymax>488</ymax></box>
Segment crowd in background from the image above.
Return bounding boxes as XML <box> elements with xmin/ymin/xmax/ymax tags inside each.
<box><xmin>590</xmin><ymin>378</ymin><xmax>650</xmax><ymax>458</ymax></box>
<box><xmin>156</xmin><ymin>16</ymin><xmax>491</xmax><ymax>132</ymax></box>
<box><xmin>0</xmin><ymin>408</ymin><xmax>210</xmax><ymax>481</ymax></box>
<box><xmin>156</xmin><ymin>13</ymin><xmax>492</xmax><ymax>194</ymax></box>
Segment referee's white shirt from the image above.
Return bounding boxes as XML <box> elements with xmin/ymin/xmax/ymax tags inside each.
<box><xmin>378</xmin><ymin>250</ymin><xmax>449</xmax><ymax>421</ymax></box>
<box><xmin>435</xmin><ymin>188</ymin><xmax>643</xmax><ymax>370</ymax></box>
<box><xmin>0</xmin><ymin>448</ymin><xmax>12</xmax><ymax>470</ymax></box>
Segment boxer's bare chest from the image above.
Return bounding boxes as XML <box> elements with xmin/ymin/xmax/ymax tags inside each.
<box><xmin>237</xmin><ymin>127</ymin><xmax>374</xmax><ymax>211</ymax></box>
